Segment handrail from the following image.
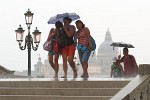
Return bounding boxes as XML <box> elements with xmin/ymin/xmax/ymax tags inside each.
<box><xmin>110</xmin><ymin>64</ymin><xmax>150</xmax><ymax>100</ymax></box>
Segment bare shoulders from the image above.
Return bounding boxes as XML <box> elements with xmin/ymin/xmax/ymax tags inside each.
<box><xmin>84</xmin><ymin>27</ymin><xmax>89</xmax><ymax>31</ymax></box>
<box><xmin>84</xmin><ymin>27</ymin><xmax>90</xmax><ymax>35</ymax></box>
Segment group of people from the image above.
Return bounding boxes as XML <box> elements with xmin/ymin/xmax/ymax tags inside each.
<box><xmin>110</xmin><ymin>47</ymin><xmax>138</xmax><ymax>78</ymax></box>
<box><xmin>46</xmin><ymin>16</ymin><xmax>138</xmax><ymax>79</ymax></box>
<box><xmin>46</xmin><ymin>17</ymin><xmax>92</xmax><ymax>78</ymax></box>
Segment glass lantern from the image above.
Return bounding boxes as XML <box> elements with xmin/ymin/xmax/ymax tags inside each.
<box><xmin>24</xmin><ymin>9</ymin><xmax>34</xmax><ymax>27</ymax></box>
<box><xmin>15</xmin><ymin>25</ymin><xmax>25</xmax><ymax>42</ymax></box>
<box><xmin>32</xmin><ymin>27</ymin><xmax>41</xmax><ymax>43</ymax></box>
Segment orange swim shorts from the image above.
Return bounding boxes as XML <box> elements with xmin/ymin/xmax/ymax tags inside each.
<box><xmin>61</xmin><ymin>44</ymin><xmax>75</xmax><ymax>56</ymax></box>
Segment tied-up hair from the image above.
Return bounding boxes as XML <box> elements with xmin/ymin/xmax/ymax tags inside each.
<box><xmin>55</xmin><ymin>21</ymin><xmax>66</xmax><ymax>39</ymax></box>
<box><xmin>55</xmin><ymin>21</ymin><xmax>63</xmax><ymax>30</ymax></box>
<box><xmin>75</xmin><ymin>20</ymin><xmax>85</xmax><ymax>28</ymax></box>
<box><xmin>63</xmin><ymin>17</ymin><xmax>72</xmax><ymax>23</ymax></box>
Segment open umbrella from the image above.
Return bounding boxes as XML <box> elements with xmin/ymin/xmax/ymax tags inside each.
<box><xmin>110</xmin><ymin>42</ymin><xmax>134</xmax><ymax>48</ymax></box>
<box><xmin>48</xmin><ymin>12</ymin><xmax>80</xmax><ymax>24</ymax></box>
<box><xmin>110</xmin><ymin>42</ymin><xmax>135</xmax><ymax>55</ymax></box>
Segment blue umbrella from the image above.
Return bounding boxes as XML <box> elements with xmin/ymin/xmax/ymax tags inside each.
<box><xmin>48</xmin><ymin>12</ymin><xmax>80</xmax><ymax>24</ymax></box>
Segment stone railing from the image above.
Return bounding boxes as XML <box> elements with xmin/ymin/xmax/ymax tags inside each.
<box><xmin>110</xmin><ymin>64</ymin><xmax>150</xmax><ymax>100</ymax></box>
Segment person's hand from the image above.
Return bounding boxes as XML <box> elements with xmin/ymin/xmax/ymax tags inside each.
<box><xmin>49</xmin><ymin>28</ymin><xmax>54</xmax><ymax>34</ymax></box>
<box><xmin>47</xmin><ymin>28</ymin><xmax>55</xmax><ymax>41</ymax></box>
<box><xmin>63</xmin><ymin>26</ymin><xmax>67</xmax><ymax>32</ymax></box>
<box><xmin>118</xmin><ymin>55</ymin><xmax>121</xmax><ymax>59</ymax></box>
<box><xmin>88</xmin><ymin>43</ymin><xmax>92</xmax><ymax>49</ymax></box>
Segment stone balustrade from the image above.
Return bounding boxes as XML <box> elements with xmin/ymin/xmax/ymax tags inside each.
<box><xmin>139</xmin><ymin>64</ymin><xmax>150</xmax><ymax>75</ymax></box>
<box><xmin>111</xmin><ymin>64</ymin><xmax>150</xmax><ymax>100</ymax></box>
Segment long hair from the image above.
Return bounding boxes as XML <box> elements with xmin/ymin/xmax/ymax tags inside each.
<box><xmin>75</xmin><ymin>20</ymin><xmax>85</xmax><ymax>28</ymax></box>
<box><xmin>55</xmin><ymin>21</ymin><xmax>63</xmax><ymax>30</ymax></box>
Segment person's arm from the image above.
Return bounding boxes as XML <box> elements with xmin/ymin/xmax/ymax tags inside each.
<box><xmin>47</xmin><ymin>28</ymin><xmax>54</xmax><ymax>41</ymax></box>
<box><xmin>131</xmin><ymin>55</ymin><xmax>138</xmax><ymax>67</ymax></box>
<box><xmin>64</xmin><ymin>25</ymin><xmax>75</xmax><ymax>37</ymax></box>
<box><xmin>117</xmin><ymin>55</ymin><xmax>123</xmax><ymax>63</ymax></box>
<box><xmin>131</xmin><ymin>55</ymin><xmax>138</xmax><ymax>75</ymax></box>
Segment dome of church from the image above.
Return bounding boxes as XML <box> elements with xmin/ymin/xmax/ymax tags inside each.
<box><xmin>98</xmin><ymin>28</ymin><xmax>118</xmax><ymax>53</ymax></box>
<box><xmin>97</xmin><ymin>28</ymin><xmax>119</xmax><ymax>70</ymax></box>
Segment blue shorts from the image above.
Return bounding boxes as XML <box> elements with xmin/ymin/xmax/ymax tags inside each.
<box><xmin>48</xmin><ymin>51</ymin><xmax>56</xmax><ymax>55</ymax></box>
<box><xmin>78</xmin><ymin>48</ymin><xmax>91</xmax><ymax>63</ymax></box>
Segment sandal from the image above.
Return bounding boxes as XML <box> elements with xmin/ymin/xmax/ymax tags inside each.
<box><xmin>73</xmin><ymin>71</ymin><xmax>77</xmax><ymax>78</ymax></box>
<box><xmin>53</xmin><ymin>75</ymin><xmax>58</xmax><ymax>78</ymax></box>
<box><xmin>81</xmin><ymin>74</ymin><xmax>89</xmax><ymax>78</ymax></box>
<box><xmin>61</xmin><ymin>75</ymin><xmax>67</xmax><ymax>78</ymax></box>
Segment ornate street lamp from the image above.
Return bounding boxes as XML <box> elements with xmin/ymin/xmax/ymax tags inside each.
<box><xmin>15</xmin><ymin>9</ymin><xmax>41</xmax><ymax>76</ymax></box>
<box><xmin>24</xmin><ymin>9</ymin><xmax>33</xmax><ymax>27</ymax></box>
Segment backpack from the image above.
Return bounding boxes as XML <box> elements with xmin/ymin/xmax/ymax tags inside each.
<box><xmin>84</xmin><ymin>28</ymin><xmax>96</xmax><ymax>51</ymax></box>
<box><xmin>91</xmin><ymin>36</ymin><xmax>96</xmax><ymax>51</ymax></box>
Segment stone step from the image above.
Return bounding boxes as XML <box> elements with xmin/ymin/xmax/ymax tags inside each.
<box><xmin>0</xmin><ymin>95</ymin><xmax>112</xmax><ymax>100</ymax></box>
<box><xmin>0</xmin><ymin>88</ymin><xmax>120</xmax><ymax>96</ymax></box>
<box><xmin>0</xmin><ymin>78</ymin><xmax>130</xmax><ymax>88</ymax></box>
<box><xmin>0</xmin><ymin>78</ymin><xmax>131</xmax><ymax>100</ymax></box>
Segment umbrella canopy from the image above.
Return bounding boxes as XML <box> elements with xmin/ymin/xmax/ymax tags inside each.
<box><xmin>110</xmin><ymin>42</ymin><xmax>134</xmax><ymax>48</ymax></box>
<box><xmin>48</xmin><ymin>12</ymin><xmax>80</xmax><ymax>24</ymax></box>
<box><xmin>110</xmin><ymin>42</ymin><xmax>134</xmax><ymax>55</ymax></box>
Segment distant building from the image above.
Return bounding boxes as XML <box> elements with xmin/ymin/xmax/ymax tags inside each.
<box><xmin>0</xmin><ymin>65</ymin><xmax>15</xmax><ymax>78</ymax></box>
<box><xmin>33</xmin><ymin>55</ymin><xmax>81</xmax><ymax>78</ymax></box>
<box><xmin>97</xmin><ymin>28</ymin><xmax>119</xmax><ymax>76</ymax></box>
<box><xmin>34</xmin><ymin>56</ymin><xmax>54</xmax><ymax>78</ymax></box>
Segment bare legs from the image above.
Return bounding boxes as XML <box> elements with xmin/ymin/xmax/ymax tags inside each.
<box><xmin>81</xmin><ymin>62</ymin><xmax>89</xmax><ymax>78</ymax></box>
<box><xmin>61</xmin><ymin>54</ymin><xmax>68</xmax><ymax>77</ymax></box>
<box><xmin>54</xmin><ymin>54</ymin><xmax>59</xmax><ymax>77</ymax></box>
<box><xmin>48</xmin><ymin>54</ymin><xmax>59</xmax><ymax>78</ymax></box>
<box><xmin>61</xmin><ymin>54</ymin><xmax>77</xmax><ymax>78</ymax></box>
<box><xmin>68</xmin><ymin>56</ymin><xmax>77</xmax><ymax>78</ymax></box>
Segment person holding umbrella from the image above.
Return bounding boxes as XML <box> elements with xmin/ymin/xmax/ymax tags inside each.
<box><xmin>60</xmin><ymin>17</ymin><xmax>77</xmax><ymax>78</ymax></box>
<box><xmin>117</xmin><ymin>47</ymin><xmax>138</xmax><ymax>77</ymax></box>
<box><xmin>47</xmin><ymin>13</ymin><xmax>80</xmax><ymax>78</ymax></box>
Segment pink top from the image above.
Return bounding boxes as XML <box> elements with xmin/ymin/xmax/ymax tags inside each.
<box><xmin>120</xmin><ymin>55</ymin><xmax>136</xmax><ymax>76</ymax></box>
<box><xmin>77</xmin><ymin>29</ymin><xmax>89</xmax><ymax>47</ymax></box>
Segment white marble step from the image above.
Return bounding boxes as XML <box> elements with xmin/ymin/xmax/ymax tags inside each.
<box><xmin>0</xmin><ymin>95</ymin><xmax>112</xmax><ymax>100</ymax></box>
<box><xmin>0</xmin><ymin>78</ymin><xmax>130</xmax><ymax>88</ymax></box>
<box><xmin>0</xmin><ymin>78</ymin><xmax>131</xmax><ymax>100</ymax></box>
<box><xmin>0</xmin><ymin>87</ymin><xmax>121</xmax><ymax>96</ymax></box>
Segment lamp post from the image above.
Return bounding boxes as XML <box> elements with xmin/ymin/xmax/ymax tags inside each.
<box><xmin>15</xmin><ymin>9</ymin><xmax>41</xmax><ymax>76</ymax></box>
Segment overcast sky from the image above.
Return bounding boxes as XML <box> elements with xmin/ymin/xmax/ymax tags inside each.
<box><xmin>0</xmin><ymin>0</ymin><xmax>150</xmax><ymax>71</ymax></box>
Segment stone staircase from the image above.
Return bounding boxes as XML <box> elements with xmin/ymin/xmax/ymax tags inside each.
<box><xmin>0</xmin><ymin>78</ymin><xmax>130</xmax><ymax>100</ymax></box>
